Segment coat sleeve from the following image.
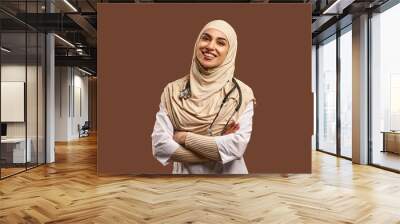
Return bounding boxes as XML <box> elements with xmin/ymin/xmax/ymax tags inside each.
<box><xmin>214</xmin><ymin>102</ymin><xmax>254</xmax><ymax>164</ymax></box>
<box><xmin>151</xmin><ymin>103</ymin><xmax>181</xmax><ymax>166</ymax></box>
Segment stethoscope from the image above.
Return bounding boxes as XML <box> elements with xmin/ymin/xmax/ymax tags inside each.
<box><xmin>179</xmin><ymin>78</ymin><xmax>242</xmax><ymax>136</ymax></box>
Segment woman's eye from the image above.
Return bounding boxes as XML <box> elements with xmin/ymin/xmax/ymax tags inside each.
<box><xmin>201</xmin><ymin>36</ymin><xmax>210</xmax><ymax>41</ymax></box>
<box><xmin>217</xmin><ymin>41</ymin><xmax>226</xmax><ymax>46</ymax></box>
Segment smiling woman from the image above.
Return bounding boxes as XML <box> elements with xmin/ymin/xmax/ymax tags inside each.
<box><xmin>151</xmin><ymin>20</ymin><xmax>256</xmax><ymax>174</ymax></box>
<box><xmin>195</xmin><ymin>28</ymin><xmax>230</xmax><ymax>69</ymax></box>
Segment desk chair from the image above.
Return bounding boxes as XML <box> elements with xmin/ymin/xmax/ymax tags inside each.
<box><xmin>79</xmin><ymin>121</ymin><xmax>90</xmax><ymax>138</ymax></box>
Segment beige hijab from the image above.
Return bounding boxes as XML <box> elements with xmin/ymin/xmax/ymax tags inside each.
<box><xmin>161</xmin><ymin>20</ymin><xmax>255</xmax><ymax>136</ymax></box>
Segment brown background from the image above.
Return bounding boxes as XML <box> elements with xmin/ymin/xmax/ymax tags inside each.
<box><xmin>97</xmin><ymin>3</ymin><xmax>312</xmax><ymax>175</ymax></box>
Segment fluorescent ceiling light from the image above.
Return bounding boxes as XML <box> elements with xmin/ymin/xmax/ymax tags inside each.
<box><xmin>54</xmin><ymin>34</ymin><xmax>75</xmax><ymax>48</ymax></box>
<box><xmin>1</xmin><ymin>47</ymin><xmax>11</xmax><ymax>53</ymax></box>
<box><xmin>78</xmin><ymin>67</ymin><xmax>93</xmax><ymax>76</ymax></box>
<box><xmin>323</xmin><ymin>0</ymin><xmax>355</xmax><ymax>14</ymax></box>
<box><xmin>63</xmin><ymin>0</ymin><xmax>78</xmax><ymax>12</ymax></box>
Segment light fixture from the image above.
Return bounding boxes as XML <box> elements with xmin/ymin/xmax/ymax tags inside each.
<box><xmin>1</xmin><ymin>47</ymin><xmax>11</xmax><ymax>53</ymax></box>
<box><xmin>76</xmin><ymin>48</ymin><xmax>85</xmax><ymax>55</ymax></box>
<box><xmin>63</xmin><ymin>0</ymin><xmax>78</xmax><ymax>12</ymax></box>
<box><xmin>54</xmin><ymin>34</ymin><xmax>75</xmax><ymax>48</ymax></box>
<box><xmin>322</xmin><ymin>0</ymin><xmax>355</xmax><ymax>15</ymax></box>
<box><xmin>78</xmin><ymin>67</ymin><xmax>93</xmax><ymax>76</ymax></box>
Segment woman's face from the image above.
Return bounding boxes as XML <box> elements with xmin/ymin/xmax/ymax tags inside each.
<box><xmin>195</xmin><ymin>28</ymin><xmax>229</xmax><ymax>70</ymax></box>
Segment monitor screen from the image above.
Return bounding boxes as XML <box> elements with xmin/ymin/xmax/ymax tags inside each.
<box><xmin>1</xmin><ymin>123</ymin><xmax>7</xmax><ymax>137</ymax></box>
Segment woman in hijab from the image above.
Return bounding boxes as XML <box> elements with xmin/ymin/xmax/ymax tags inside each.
<box><xmin>151</xmin><ymin>20</ymin><xmax>256</xmax><ymax>174</ymax></box>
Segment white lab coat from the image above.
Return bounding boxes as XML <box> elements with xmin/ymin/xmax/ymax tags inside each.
<box><xmin>151</xmin><ymin>102</ymin><xmax>254</xmax><ymax>174</ymax></box>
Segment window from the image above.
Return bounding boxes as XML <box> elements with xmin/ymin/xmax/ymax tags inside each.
<box><xmin>339</xmin><ymin>28</ymin><xmax>352</xmax><ymax>158</ymax></box>
<box><xmin>317</xmin><ymin>35</ymin><xmax>337</xmax><ymax>154</ymax></box>
<box><xmin>370</xmin><ymin>2</ymin><xmax>400</xmax><ymax>171</ymax></box>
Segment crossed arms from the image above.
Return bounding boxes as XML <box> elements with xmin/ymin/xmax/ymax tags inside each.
<box><xmin>151</xmin><ymin>102</ymin><xmax>254</xmax><ymax>165</ymax></box>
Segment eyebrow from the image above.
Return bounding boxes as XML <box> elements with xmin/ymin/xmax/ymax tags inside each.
<box><xmin>201</xmin><ymin>32</ymin><xmax>227</xmax><ymax>42</ymax></box>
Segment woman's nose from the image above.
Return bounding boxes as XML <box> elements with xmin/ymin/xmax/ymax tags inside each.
<box><xmin>206</xmin><ymin>40</ymin><xmax>216</xmax><ymax>50</ymax></box>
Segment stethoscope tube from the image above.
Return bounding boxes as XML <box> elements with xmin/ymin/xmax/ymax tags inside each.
<box><xmin>179</xmin><ymin>78</ymin><xmax>243</xmax><ymax>136</ymax></box>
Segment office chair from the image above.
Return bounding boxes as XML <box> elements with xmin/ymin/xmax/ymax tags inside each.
<box><xmin>79</xmin><ymin>121</ymin><xmax>90</xmax><ymax>138</ymax></box>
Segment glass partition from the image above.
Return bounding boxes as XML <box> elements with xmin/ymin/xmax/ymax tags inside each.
<box><xmin>1</xmin><ymin>31</ymin><xmax>28</xmax><ymax>177</ymax></box>
<box><xmin>0</xmin><ymin>1</ymin><xmax>46</xmax><ymax>179</ymax></box>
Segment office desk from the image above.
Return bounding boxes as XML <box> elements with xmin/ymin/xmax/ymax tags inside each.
<box><xmin>1</xmin><ymin>138</ymin><xmax>32</xmax><ymax>164</ymax></box>
<box><xmin>382</xmin><ymin>131</ymin><xmax>400</xmax><ymax>154</ymax></box>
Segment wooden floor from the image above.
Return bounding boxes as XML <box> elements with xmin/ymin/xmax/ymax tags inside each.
<box><xmin>1</xmin><ymin>167</ymin><xmax>26</xmax><ymax>178</ymax></box>
<box><xmin>1</xmin><ymin>135</ymin><xmax>400</xmax><ymax>223</ymax></box>
<box><xmin>1</xmin><ymin>163</ymin><xmax>45</xmax><ymax>178</ymax></box>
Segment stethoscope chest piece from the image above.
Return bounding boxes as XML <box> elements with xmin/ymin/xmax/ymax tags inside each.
<box><xmin>179</xmin><ymin>88</ymin><xmax>191</xmax><ymax>99</ymax></box>
<box><xmin>179</xmin><ymin>80</ymin><xmax>192</xmax><ymax>100</ymax></box>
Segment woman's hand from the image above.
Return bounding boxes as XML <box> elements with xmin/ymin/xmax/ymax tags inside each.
<box><xmin>173</xmin><ymin>131</ymin><xmax>187</xmax><ymax>145</ymax></box>
<box><xmin>223</xmin><ymin>122</ymin><xmax>240</xmax><ymax>135</ymax></box>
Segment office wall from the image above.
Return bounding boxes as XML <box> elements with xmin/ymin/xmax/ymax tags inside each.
<box><xmin>55</xmin><ymin>67</ymin><xmax>68</xmax><ymax>141</ymax></box>
<box><xmin>1</xmin><ymin>65</ymin><xmax>40</xmax><ymax>138</ymax></box>
<box><xmin>55</xmin><ymin>67</ymin><xmax>89</xmax><ymax>141</ymax></box>
<box><xmin>98</xmin><ymin>4</ymin><xmax>312</xmax><ymax>174</ymax></box>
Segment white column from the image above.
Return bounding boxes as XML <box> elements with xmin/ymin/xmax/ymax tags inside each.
<box><xmin>46</xmin><ymin>33</ymin><xmax>55</xmax><ymax>163</ymax></box>
<box><xmin>352</xmin><ymin>14</ymin><xmax>369</xmax><ymax>164</ymax></box>
<box><xmin>45</xmin><ymin>1</ymin><xmax>55</xmax><ymax>163</ymax></box>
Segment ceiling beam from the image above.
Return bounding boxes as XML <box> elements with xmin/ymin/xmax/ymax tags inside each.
<box><xmin>55</xmin><ymin>55</ymin><xmax>96</xmax><ymax>69</ymax></box>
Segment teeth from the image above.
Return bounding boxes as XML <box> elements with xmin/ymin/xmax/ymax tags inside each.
<box><xmin>204</xmin><ymin>52</ymin><xmax>215</xmax><ymax>58</ymax></box>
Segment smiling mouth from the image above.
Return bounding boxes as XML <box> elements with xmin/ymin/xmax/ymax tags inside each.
<box><xmin>202</xmin><ymin>51</ymin><xmax>217</xmax><ymax>60</ymax></box>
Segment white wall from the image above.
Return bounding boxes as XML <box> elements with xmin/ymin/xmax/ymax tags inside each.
<box><xmin>1</xmin><ymin>65</ymin><xmax>38</xmax><ymax>137</ymax></box>
<box><xmin>55</xmin><ymin>67</ymin><xmax>89</xmax><ymax>141</ymax></box>
<box><xmin>71</xmin><ymin>73</ymin><xmax>89</xmax><ymax>138</ymax></box>
<box><xmin>1</xmin><ymin>63</ymin><xmax>46</xmax><ymax>164</ymax></box>
<box><xmin>1</xmin><ymin>65</ymin><xmax>26</xmax><ymax>132</ymax></box>
<box><xmin>55</xmin><ymin>66</ymin><xmax>70</xmax><ymax>141</ymax></box>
